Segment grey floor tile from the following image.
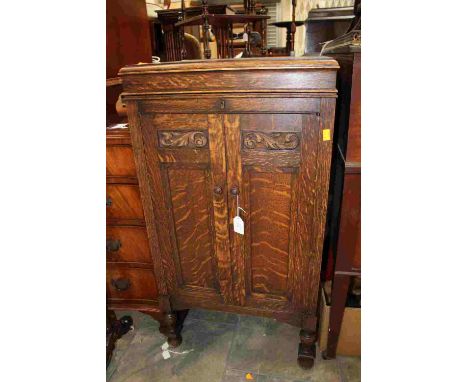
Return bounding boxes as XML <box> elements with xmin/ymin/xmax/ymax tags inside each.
<box><xmin>188</xmin><ymin>308</ymin><xmax>240</xmax><ymax>325</ymax></box>
<box><xmin>264</xmin><ymin>377</ymin><xmax>307</xmax><ymax>382</ymax></box>
<box><xmin>226</xmin><ymin>314</ymin><xmax>341</xmax><ymax>382</ymax></box>
<box><xmin>254</xmin><ymin>319</ymin><xmax>340</xmax><ymax>382</ymax></box>
<box><xmin>226</xmin><ymin>314</ymin><xmax>271</xmax><ymax>373</ymax></box>
<box><xmin>109</xmin><ymin>316</ymin><xmax>236</xmax><ymax>382</ymax></box>
<box><xmin>108</xmin><ymin>310</ymin><xmax>349</xmax><ymax>382</ymax></box>
<box><xmin>222</xmin><ymin>368</ymin><xmax>267</xmax><ymax>382</ymax></box>
<box><xmin>338</xmin><ymin>356</ymin><xmax>361</xmax><ymax>382</ymax></box>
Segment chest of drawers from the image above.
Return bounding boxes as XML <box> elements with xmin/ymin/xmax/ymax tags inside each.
<box><xmin>119</xmin><ymin>57</ymin><xmax>338</xmax><ymax>368</ymax></box>
<box><xmin>106</xmin><ymin>128</ymin><xmax>160</xmax><ymax>314</ymax></box>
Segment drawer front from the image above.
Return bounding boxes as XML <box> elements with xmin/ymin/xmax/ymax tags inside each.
<box><xmin>106</xmin><ymin>146</ymin><xmax>137</xmax><ymax>177</ymax></box>
<box><xmin>106</xmin><ymin>184</ymin><xmax>144</xmax><ymax>220</ymax></box>
<box><xmin>107</xmin><ymin>267</ymin><xmax>158</xmax><ymax>301</ymax></box>
<box><xmin>139</xmin><ymin>97</ymin><xmax>320</xmax><ymax>115</ymax></box>
<box><xmin>106</xmin><ymin>226</ymin><xmax>152</xmax><ymax>264</ymax></box>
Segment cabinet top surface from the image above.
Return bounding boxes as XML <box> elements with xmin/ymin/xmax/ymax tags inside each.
<box><xmin>119</xmin><ymin>57</ymin><xmax>339</xmax><ymax>76</ymax></box>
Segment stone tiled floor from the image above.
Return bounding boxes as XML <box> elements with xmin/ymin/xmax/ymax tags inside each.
<box><xmin>107</xmin><ymin>309</ymin><xmax>360</xmax><ymax>382</ymax></box>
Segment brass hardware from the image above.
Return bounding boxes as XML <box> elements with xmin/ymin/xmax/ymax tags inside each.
<box><xmin>111</xmin><ymin>278</ymin><xmax>131</xmax><ymax>292</ymax></box>
<box><xmin>106</xmin><ymin>239</ymin><xmax>121</xmax><ymax>253</ymax></box>
<box><xmin>106</xmin><ymin>197</ymin><xmax>112</xmax><ymax>207</ymax></box>
<box><xmin>213</xmin><ymin>185</ymin><xmax>223</xmax><ymax>195</ymax></box>
<box><xmin>230</xmin><ymin>186</ymin><xmax>239</xmax><ymax>196</ymax></box>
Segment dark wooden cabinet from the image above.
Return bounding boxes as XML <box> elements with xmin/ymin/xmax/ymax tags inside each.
<box><xmin>119</xmin><ymin>57</ymin><xmax>338</xmax><ymax>368</ymax></box>
<box><xmin>321</xmin><ymin>2</ymin><xmax>361</xmax><ymax>358</ymax></box>
<box><xmin>323</xmin><ymin>52</ymin><xmax>361</xmax><ymax>359</ymax></box>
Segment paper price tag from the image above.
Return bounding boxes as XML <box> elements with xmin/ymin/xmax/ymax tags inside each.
<box><xmin>161</xmin><ymin>342</ymin><xmax>169</xmax><ymax>351</ymax></box>
<box><xmin>242</xmin><ymin>33</ymin><xmax>248</xmax><ymax>42</ymax></box>
<box><xmin>322</xmin><ymin>129</ymin><xmax>331</xmax><ymax>141</ymax></box>
<box><xmin>162</xmin><ymin>350</ymin><xmax>171</xmax><ymax>359</ymax></box>
<box><xmin>233</xmin><ymin>216</ymin><xmax>244</xmax><ymax>235</ymax></box>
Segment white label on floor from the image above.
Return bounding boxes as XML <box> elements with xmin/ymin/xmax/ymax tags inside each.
<box><xmin>162</xmin><ymin>350</ymin><xmax>171</xmax><ymax>360</ymax></box>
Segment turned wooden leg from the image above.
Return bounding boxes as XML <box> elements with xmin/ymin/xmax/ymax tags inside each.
<box><xmin>323</xmin><ymin>274</ymin><xmax>351</xmax><ymax>359</ymax></box>
<box><xmin>297</xmin><ymin>314</ymin><xmax>317</xmax><ymax>369</ymax></box>
<box><xmin>298</xmin><ymin>329</ymin><xmax>317</xmax><ymax>369</ymax></box>
<box><xmin>158</xmin><ymin>309</ymin><xmax>189</xmax><ymax>348</ymax></box>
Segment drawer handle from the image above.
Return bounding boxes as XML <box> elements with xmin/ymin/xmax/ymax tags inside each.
<box><xmin>106</xmin><ymin>197</ymin><xmax>112</xmax><ymax>207</ymax></box>
<box><xmin>106</xmin><ymin>239</ymin><xmax>121</xmax><ymax>253</ymax></box>
<box><xmin>111</xmin><ymin>278</ymin><xmax>131</xmax><ymax>292</ymax></box>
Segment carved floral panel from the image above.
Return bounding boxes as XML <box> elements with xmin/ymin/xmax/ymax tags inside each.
<box><xmin>158</xmin><ymin>131</ymin><xmax>209</xmax><ymax>149</ymax></box>
<box><xmin>242</xmin><ymin>132</ymin><xmax>300</xmax><ymax>150</ymax></box>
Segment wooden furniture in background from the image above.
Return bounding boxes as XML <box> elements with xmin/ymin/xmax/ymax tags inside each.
<box><xmin>119</xmin><ymin>57</ymin><xmax>339</xmax><ymax>369</ymax></box>
<box><xmin>291</xmin><ymin>0</ymin><xmax>297</xmax><ymax>54</ymax></box>
<box><xmin>267</xmin><ymin>0</ymin><xmax>300</xmax><ymax>57</ymax></box>
<box><xmin>321</xmin><ymin>0</ymin><xmax>361</xmax><ymax>359</ymax></box>
<box><xmin>106</xmin><ymin>0</ymin><xmax>159</xmax><ymax>323</ymax></box>
<box><xmin>106</xmin><ymin>0</ymin><xmax>152</xmax><ymax>78</ymax></box>
<box><xmin>156</xmin><ymin>0</ymin><xmax>270</xmax><ymax>61</ymax></box>
<box><xmin>304</xmin><ymin>6</ymin><xmax>355</xmax><ymax>54</ymax></box>
<box><xmin>106</xmin><ymin>128</ymin><xmax>161</xmax><ymax>318</ymax></box>
<box><xmin>106</xmin><ymin>0</ymin><xmax>153</xmax><ymax>123</ymax></box>
<box><xmin>269</xmin><ymin>20</ymin><xmax>305</xmax><ymax>57</ymax></box>
<box><xmin>175</xmin><ymin>13</ymin><xmax>270</xmax><ymax>59</ymax></box>
<box><xmin>156</xmin><ymin>3</ymin><xmax>232</xmax><ymax>61</ymax></box>
<box><xmin>175</xmin><ymin>0</ymin><xmax>270</xmax><ymax>59</ymax></box>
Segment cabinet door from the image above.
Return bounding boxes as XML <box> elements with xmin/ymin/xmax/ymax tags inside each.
<box><xmin>224</xmin><ymin>107</ymin><xmax>333</xmax><ymax>313</ymax></box>
<box><xmin>137</xmin><ymin>111</ymin><xmax>233</xmax><ymax>305</ymax></box>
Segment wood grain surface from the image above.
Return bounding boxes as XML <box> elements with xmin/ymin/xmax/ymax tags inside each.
<box><xmin>106</xmin><ymin>146</ymin><xmax>137</xmax><ymax>177</ymax></box>
<box><xmin>106</xmin><ymin>266</ymin><xmax>159</xmax><ymax>302</ymax></box>
<box><xmin>207</xmin><ymin>114</ymin><xmax>233</xmax><ymax>304</ymax></box>
<box><xmin>249</xmin><ymin>171</ymin><xmax>292</xmax><ymax>296</ymax></box>
<box><xmin>106</xmin><ymin>226</ymin><xmax>152</xmax><ymax>264</ymax></box>
<box><xmin>106</xmin><ymin>184</ymin><xmax>145</xmax><ymax>220</ymax></box>
<box><xmin>166</xmin><ymin>168</ymin><xmax>216</xmax><ymax>289</ymax></box>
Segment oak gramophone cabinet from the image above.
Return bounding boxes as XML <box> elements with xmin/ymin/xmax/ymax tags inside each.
<box><xmin>109</xmin><ymin>57</ymin><xmax>338</xmax><ymax>368</ymax></box>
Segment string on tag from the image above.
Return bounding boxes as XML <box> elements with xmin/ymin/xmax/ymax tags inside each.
<box><xmin>233</xmin><ymin>193</ymin><xmax>245</xmax><ymax>235</ymax></box>
<box><xmin>236</xmin><ymin>194</ymin><xmax>246</xmax><ymax>216</ymax></box>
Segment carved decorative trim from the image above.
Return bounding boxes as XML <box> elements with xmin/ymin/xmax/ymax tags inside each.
<box><xmin>158</xmin><ymin>131</ymin><xmax>208</xmax><ymax>148</ymax></box>
<box><xmin>242</xmin><ymin>132</ymin><xmax>300</xmax><ymax>150</ymax></box>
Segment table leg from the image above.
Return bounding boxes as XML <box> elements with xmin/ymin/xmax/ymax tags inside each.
<box><xmin>323</xmin><ymin>273</ymin><xmax>351</xmax><ymax>359</ymax></box>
